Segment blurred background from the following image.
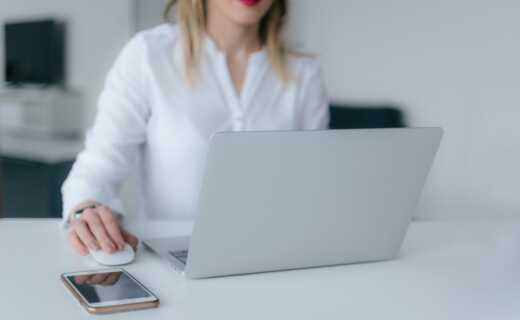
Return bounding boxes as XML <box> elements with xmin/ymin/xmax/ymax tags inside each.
<box><xmin>0</xmin><ymin>0</ymin><xmax>518</xmax><ymax>220</ymax></box>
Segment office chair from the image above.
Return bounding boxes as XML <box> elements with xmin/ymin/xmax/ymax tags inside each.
<box><xmin>329</xmin><ymin>103</ymin><xmax>406</xmax><ymax>129</ymax></box>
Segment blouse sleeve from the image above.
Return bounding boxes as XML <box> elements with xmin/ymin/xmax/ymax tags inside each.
<box><xmin>298</xmin><ymin>59</ymin><xmax>330</xmax><ymax>130</ymax></box>
<box><xmin>61</xmin><ymin>34</ymin><xmax>151</xmax><ymax>225</ymax></box>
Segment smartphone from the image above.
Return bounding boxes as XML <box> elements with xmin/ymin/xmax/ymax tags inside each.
<box><xmin>61</xmin><ymin>268</ymin><xmax>159</xmax><ymax>314</ymax></box>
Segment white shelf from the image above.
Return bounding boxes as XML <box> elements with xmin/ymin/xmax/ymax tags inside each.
<box><xmin>0</xmin><ymin>132</ymin><xmax>83</xmax><ymax>163</ymax></box>
<box><xmin>0</xmin><ymin>87</ymin><xmax>84</xmax><ymax>138</ymax></box>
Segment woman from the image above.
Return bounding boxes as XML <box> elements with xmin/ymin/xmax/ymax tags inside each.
<box><xmin>63</xmin><ymin>0</ymin><xmax>329</xmax><ymax>256</ymax></box>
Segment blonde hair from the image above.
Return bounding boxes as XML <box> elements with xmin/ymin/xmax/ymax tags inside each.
<box><xmin>164</xmin><ymin>0</ymin><xmax>290</xmax><ymax>84</ymax></box>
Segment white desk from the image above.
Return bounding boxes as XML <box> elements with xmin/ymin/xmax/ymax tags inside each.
<box><xmin>1</xmin><ymin>218</ymin><xmax>519</xmax><ymax>319</ymax></box>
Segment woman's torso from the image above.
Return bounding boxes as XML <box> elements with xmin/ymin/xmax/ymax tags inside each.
<box><xmin>69</xmin><ymin>24</ymin><xmax>329</xmax><ymax>221</ymax></box>
<box><xmin>141</xmin><ymin>24</ymin><xmax>328</xmax><ymax>220</ymax></box>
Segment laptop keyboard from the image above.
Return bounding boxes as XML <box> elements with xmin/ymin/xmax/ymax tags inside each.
<box><xmin>169</xmin><ymin>250</ymin><xmax>189</xmax><ymax>265</ymax></box>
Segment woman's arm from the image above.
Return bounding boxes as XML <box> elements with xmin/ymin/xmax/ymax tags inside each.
<box><xmin>61</xmin><ymin>34</ymin><xmax>150</xmax><ymax>254</ymax></box>
<box><xmin>298</xmin><ymin>60</ymin><xmax>330</xmax><ymax>130</ymax></box>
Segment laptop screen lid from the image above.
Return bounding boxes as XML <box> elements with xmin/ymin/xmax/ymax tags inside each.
<box><xmin>185</xmin><ymin>128</ymin><xmax>443</xmax><ymax>278</ymax></box>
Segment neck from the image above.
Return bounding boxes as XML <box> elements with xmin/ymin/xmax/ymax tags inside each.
<box><xmin>206</xmin><ymin>13</ymin><xmax>261</xmax><ymax>56</ymax></box>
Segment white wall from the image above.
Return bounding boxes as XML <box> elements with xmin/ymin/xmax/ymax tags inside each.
<box><xmin>0</xmin><ymin>0</ymin><xmax>135</xmax><ymax>127</ymax></box>
<box><xmin>136</xmin><ymin>0</ymin><xmax>169</xmax><ymax>31</ymax></box>
<box><xmin>288</xmin><ymin>0</ymin><xmax>520</xmax><ymax>219</ymax></box>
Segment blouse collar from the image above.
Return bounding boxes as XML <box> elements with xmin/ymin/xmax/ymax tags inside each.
<box><xmin>203</xmin><ymin>34</ymin><xmax>267</xmax><ymax>64</ymax></box>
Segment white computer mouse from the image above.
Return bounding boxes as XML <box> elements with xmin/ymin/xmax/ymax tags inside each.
<box><xmin>90</xmin><ymin>244</ymin><xmax>135</xmax><ymax>266</ymax></box>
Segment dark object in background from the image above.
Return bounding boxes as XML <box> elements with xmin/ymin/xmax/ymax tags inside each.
<box><xmin>329</xmin><ymin>103</ymin><xmax>406</xmax><ymax>129</ymax></box>
<box><xmin>4</xmin><ymin>19</ymin><xmax>66</xmax><ymax>87</ymax></box>
<box><xmin>0</xmin><ymin>157</ymin><xmax>72</xmax><ymax>218</ymax></box>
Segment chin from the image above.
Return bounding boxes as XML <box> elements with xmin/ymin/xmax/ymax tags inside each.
<box><xmin>222</xmin><ymin>0</ymin><xmax>274</xmax><ymax>26</ymax></box>
<box><xmin>231</xmin><ymin>12</ymin><xmax>266</xmax><ymax>26</ymax></box>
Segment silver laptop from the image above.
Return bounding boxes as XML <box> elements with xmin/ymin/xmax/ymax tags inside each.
<box><xmin>143</xmin><ymin>128</ymin><xmax>443</xmax><ymax>279</ymax></box>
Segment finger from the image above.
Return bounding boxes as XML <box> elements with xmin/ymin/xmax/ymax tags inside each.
<box><xmin>122</xmin><ymin>229</ymin><xmax>139</xmax><ymax>251</ymax></box>
<box><xmin>102</xmin><ymin>272</ymin><xmax>121</xmax><ymax>286</ymax></box>
<box><xmin>98</xmin><ymin>207</ymin><xmax>126</xmax><ymax>250</ymax></box>
<box><xmin>83</xmin><ymin>209</ymin><xmax>116</xmax><ymax>253</ymax></box>
<box><xmin>74</xmin><ymin>220</ymin><xmax>100</xmax><ymax>251</ymax></box>
<box><xmin>68</xmin><ymin>229</ymin><xmax>89</xmax><ymax>256</ymax></box>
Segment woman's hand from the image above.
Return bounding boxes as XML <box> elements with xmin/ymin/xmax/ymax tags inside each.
<box><xmin>67</xmin><ymin>205</ymin><xmax>138</xmax><ymax>256</ymax></box>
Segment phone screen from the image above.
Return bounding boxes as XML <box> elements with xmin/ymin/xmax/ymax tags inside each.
<box><xmin>66</xmin><ymin>271</ymin><xmax>151</xmax><ymax>304</ymax></box>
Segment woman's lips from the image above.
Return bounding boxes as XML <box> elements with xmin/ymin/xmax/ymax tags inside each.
<box><xmin>240</xmin><ymin>0</ymin><xmax>261</xmax><ymax>7</ymax></box>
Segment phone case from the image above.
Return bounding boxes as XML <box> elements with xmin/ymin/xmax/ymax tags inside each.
<box><xmin>60</xmin><ymin>273</ymin><xmax>160</xmax><ymax>314</ymax></box>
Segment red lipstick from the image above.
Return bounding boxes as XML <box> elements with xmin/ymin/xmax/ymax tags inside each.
<box><xmin>240</xmin><ymin>0</ymin><xmax>261</xmax><ymax>7</ymax></box>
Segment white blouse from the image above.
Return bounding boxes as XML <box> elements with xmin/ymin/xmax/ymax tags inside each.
<box><xmin>61</xmin><ymin>24</ymin><xmax>329</xmax><ymax>223</ymax></box>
